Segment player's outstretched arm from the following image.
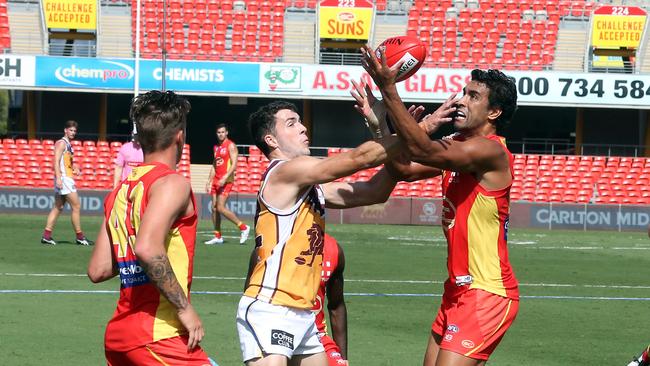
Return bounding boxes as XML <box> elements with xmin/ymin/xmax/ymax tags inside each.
<box><xmin>327</xmin><ymin>243</ymin><xmax>348</xmax><ymax>361</ymax></box>
<box><xmin>87</xmin><ymin>218</ymin><xmax>117</xmax><ymax>283</ymax></box>
<box><xmin>263</xmin><ymin>137</ymin><xmax>400</xmax><ymax>211</ymax></box>
<box><xmin>323</xmin><ymin>166</ymin><xmax>396</xmax><ymax>208</ymax></box>
<box><xmin>134</xmin><ymin>174</ymin><xmax>204</xmax><ymax>350</ymax></box>
<box><xmin>361</xmin><ymin>46</ymin><xmax>504</xmax><ymax>174</ymax></box>
<box><xmin>53</xmin><ymin>140</ymin><xmax>65</xmax><ymax>188</ymax></box>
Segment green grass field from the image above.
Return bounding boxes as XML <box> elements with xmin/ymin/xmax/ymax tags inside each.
<box><xmin>0</xmin><ymin>213</ymin><xmax>649</xmax><ymax>365</ymax></box>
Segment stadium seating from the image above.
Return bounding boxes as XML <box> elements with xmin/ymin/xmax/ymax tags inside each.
<box><xmin>406</xmin><ymin>0</ymin><xmax>600</xmax><ymax>70</ymax></box>
<box><xmin>133</xmin><ymin>0</ymin><xmax>285</xmax><ymax>62</ymax></box>
<box><xmin>16</xmin><ymin>138</ymin><xmax>648</xmax><ymax>203</ymax></box>
<box><xmin>0</xmin><ymin>138</ymin><xmax>191</xmax><ymax>190</ymax></box>
<box><xmin>0</xmin><ymin>0</ymin><xmax>10</xmax><ymax>51</ymax></box>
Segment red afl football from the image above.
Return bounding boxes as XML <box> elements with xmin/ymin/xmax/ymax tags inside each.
<box><xmin>376</xmin><ymin>36</ymin><xmax>427</xmax><ymax>82</ymax></box>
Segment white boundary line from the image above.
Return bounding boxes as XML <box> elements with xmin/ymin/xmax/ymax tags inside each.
<box><xmin>2</xmin><ymin>289</ymin><xmax>650</xmax><ymax>301</ymax></box>
<box><xmin>4</xmin><ymin>272</ymin><xmax>650</xmax><ymax>289</ymax></box>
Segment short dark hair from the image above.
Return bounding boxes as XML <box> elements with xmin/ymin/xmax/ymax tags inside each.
<box><xmin>129</xmin><ymin>90</ymin><xmax>191</xmax><ymax>154</ymax></box>
<box><xmin>248</xmin><ymin>101</ymin><xmax>298</xmax><ymax>157</ymax></box>
<box><xmin>470</xmin><ymin>69</ymin><xmax>518</xmax><ymax>129</ymax></box>
<box><xmin>215</xmin><ymin>123</ymin><xmax>228</xmax><ymax>131</ymax></box>
<box><xmin>64</xmin><ymin>120</ymin><xmax>78</xmax><ymax>129</ymax></box>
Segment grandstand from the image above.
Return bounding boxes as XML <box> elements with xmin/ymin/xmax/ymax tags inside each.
<box><xmin>0</xmin><ymin>0</ymin><xmax>648</xmax><ymax>215</ymax></box>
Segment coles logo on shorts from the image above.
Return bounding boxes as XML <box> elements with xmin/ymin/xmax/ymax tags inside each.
<box><xmin>461</xmin><ymin>340</ymin><xmax>475</xmax><ymax>349</ymax></box>
<box><xmin>271</xmin><ymin>329</ymin><xmax>294</xmax><ymax>350</ymax></box>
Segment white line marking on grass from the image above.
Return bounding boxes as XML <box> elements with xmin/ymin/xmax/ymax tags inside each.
<box><xmin>5</xmin><ymin>273</ymin><xmax>650</xmax><ymax>289</ymax></box>
<box><xmin>2</xmin><ymin>289</ymin><xmax>650</xmax><ymax>301</ymax></box>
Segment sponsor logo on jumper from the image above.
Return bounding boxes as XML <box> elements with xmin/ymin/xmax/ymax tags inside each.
<box><xmin>271</xmin><ymin>329</ymin><xmax>294</xmax><ymax>349</ymax></box>
<box><xmin>455</xmin><ymin>275</ymin><xmax>473</xmax><ymax>286</ymax></box>
<box><xmin>118</xmin><ymin>260</ymin><xmax>150</xmax><ymax>288</ymax></box>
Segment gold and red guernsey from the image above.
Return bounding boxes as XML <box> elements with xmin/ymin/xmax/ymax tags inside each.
<box><xmin>440</xmin><ymin>135</ymin><xmax>519</xmax><ymax>300</ymax></box>
<box><xmin>102</xmin><ymin>162</ymin><xmax>198</xmax><ymax>352</ymax></box>
<box><xmin>213</xmin><ymin>138</ymin><xmax>235</xmax><ymax>183</ymax></box>
<box><xmin>312</xmin><ymin>234</ymin><xmax>340</xmax><ymax>334</ymax></box>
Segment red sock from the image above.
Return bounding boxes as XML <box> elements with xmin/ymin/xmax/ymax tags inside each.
<box><xmin>214</xmin><ymin>231</ymin><xmax>222</xmax><ymax>239</ymax></box>
<box><xmin>43</xmin><ymin>229</ymin><xmax>52</xmax><ymax>240</ymax></box>
<box><xmin>238</xmin><ymin>223</ymin><xmax>247</xmax><ymax>230</ymax></box>
<box><xmin>76</xmin><ymin>231</ymin><xmax>85</xmax><ymax>240</ymax></box>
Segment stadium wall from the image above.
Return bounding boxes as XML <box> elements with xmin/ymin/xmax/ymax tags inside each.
<box><xmin>1</xmin><ymin>188</ymin><xmax>647</xmax><ymax>232</ymax></box>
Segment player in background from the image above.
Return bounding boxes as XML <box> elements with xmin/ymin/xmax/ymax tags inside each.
<box><xmin>313</xmin><ymin>233</ymin><xmax>348</xmax><ymax>366</ymax></box>
<box><xmin>205</xmin><ymin>123</ymin><xmax>250</xmax><ymax>245</ymax></box>
<box><xmin>359</xmin><ymin>46</ymin><xmax>520</xmax><ymax>366</ymax></box>
<box><xmin>87</xmin><ymin>90</ymin><xmax>211</xmax><ymax>365</ymax></box>
<box><xmin>113</xmin><ymin>125</ymin><xmax>144</xmax><ymax>188</ymax></box>
<box><xmin>41</xmin><ymin>120</ymin><xmax>90</xmax><ymax>246</ymax></box>
<box><xmin>237</xmin><ymin>100</ymin><xmax>401</xmax><ymax>366</ymax></box>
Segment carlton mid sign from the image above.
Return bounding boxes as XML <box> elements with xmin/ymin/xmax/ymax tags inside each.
<box><xmin>318</xmin><ymin>0</ymin><xmax>373</xmax><ymax>40</ymax></box>
<box><xmin>591</xmin><ymin>6</ymin><xmax>647</xmax><ymax>48</ymax></box>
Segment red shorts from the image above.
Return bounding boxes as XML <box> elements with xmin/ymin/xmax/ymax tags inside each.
<box><xmin>320</xmin><ymin>334</ymin><xmax>347</xmax><ymax>366</ymax></box>
<box><xmin>105</xmin><ymin>336</ymin><xmax>211</xmax><ymax>366</ymax></box>
<box><xmin>210</xmin><ymin>181</ymin><xmax>233</xmax><ymax>197</ymax></box>
<box><xmin>431</xmin><ymin>288</ymin><xmax>519</xmax><ymax>361</ymax></box>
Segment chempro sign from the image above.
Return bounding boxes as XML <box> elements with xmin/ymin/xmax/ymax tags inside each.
<box><xmin>591</xmin><ymin>6</ymin><xmax>647</xmax><ymax>48</ymax></box>
<box><xmin>318</xmin><ymin>0</ymin><xmax>373</xmax><ymax>40</ymax></box>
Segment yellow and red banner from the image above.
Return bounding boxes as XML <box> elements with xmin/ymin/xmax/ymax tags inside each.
<box><xmin>591</xmin><ymin>6</ymin><xmax>646</xmax><ymax>48</ymax></box>
<box><xmin>318</xmin><ymin>0</ymin><xmax>373</xmax><ymax>40</ymax></box>
<box><xmin>43</xmin><ymin>0</ymin><xmax>97</xmax><ymax>30</ymax></box>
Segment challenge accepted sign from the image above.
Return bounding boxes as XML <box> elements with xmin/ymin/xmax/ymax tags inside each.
<box><xmin>591</xmin><ymin>6</ymin><xmax>647</xmax><ymax>48</ymax></box>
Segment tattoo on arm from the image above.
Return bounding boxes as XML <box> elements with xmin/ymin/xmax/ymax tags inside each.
<box><xmin>142</xmin><ymin>254</ymin><xmax>189</xmax><ymax>310</ymax></box>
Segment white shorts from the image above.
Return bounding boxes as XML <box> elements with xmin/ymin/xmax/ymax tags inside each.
<box><xmin>55</xmin><ymin>176</ymin><xmax>76</xmax><ymax>195</ymax></box>
<box><xmin>236</xmin><ymin>296</ymin><xmax>324</xmax><ymax>362</ymax></box>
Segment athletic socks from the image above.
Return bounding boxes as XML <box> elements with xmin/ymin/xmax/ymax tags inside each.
<box><xmin>43</xmin><ymin>229</ymin><xmax>53</xmax><ymax>240</ymax></box>
<box><xmin>76</xmin><ymin>231</ymin><xmax>86</xmax><ymax>241</ymax></box>
<box><xmin>214</xmin><ymin>231</ymin><xmax>222</xmax><ymax>239</ymax></box>
<box><xmin>237</xmin><ymin>223</ymin><xmax>247</xmax><ymax>231</ymax></box>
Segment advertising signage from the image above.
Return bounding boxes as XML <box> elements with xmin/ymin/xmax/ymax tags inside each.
<box><xmin>259</xmin><ymin>63</ymin><xmax>650</xmax><ymax>109</ymax></box>
<box><xmin>34</xmin><ymin>56</ymin><xmax>260</xmax><ymax>94</ymax></box>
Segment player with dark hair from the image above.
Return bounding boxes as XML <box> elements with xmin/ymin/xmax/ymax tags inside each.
<box><xmin>358</xmin><ymin>46</ymin><xmax>519</xmax><ymax>366</ymax></box>
<box><xmin>237</xmin><ymin>100</ymin><xmax>400</xmax><ymax>366</ymax></box>
<box><xmin>313</xmin><ymin>233</ymin><xmax>348</xmax><ymax>366</ymax></box>
<box><xmin>41</xmin><ymin>119</ymin><xmax>90</xmax><ymax>246</ymax></box>
<box><xmin>87</xmin><ymin>90</ymin><xmax>211</xmax><ymax>365</ymax></box>
<box><xmin>205</xmin><ymin>123</ymin><xmax>250</xmax><ymax>245</ymax></box>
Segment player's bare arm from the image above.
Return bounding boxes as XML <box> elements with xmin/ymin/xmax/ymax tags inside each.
<box><xmin>224</xmin><ymin>141</ymin><xmax>239</xmax><ymax>183</ymax></box>
<box><xmin>53</xmin><ymin>141</ymin><xmax>65</xmax><ymax>188</ymax></box>
<box><xmin>322</xmin><ymin>167</ymin><xmax>396</xmax><ymax>208</ymax></box>
<box><xmin>205</xmin><ymin>164</ymin><xmax>215</xmax><ymax>192</ymax></box>
<box><xmin>87</xmin><ymin>218</ymin><xmax>118</xmax><ymax>283</ymax></box>
<box><xmin>134</xmin><ymin>174</ymin><xmax>204</xmax><ymax>350</ymax></box>
<box><xmin>263</xmin><ymin>138</ymin><xmax>399</xmax><ymax>210</ymax></box>
<box><xmin>327</xmin><ymin>244</ymin><xmax>347</xmax><ymax>360</ymax></box>
<box><xmin>361</xmin><ymin>46</ymin><xmax>510</xmax><ymax>188</ymax></box>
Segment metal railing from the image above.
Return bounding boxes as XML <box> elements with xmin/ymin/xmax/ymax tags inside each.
<box><xmin>319</xmin><ymin>51</ymin><xmax>363</xmax><ymax>66</ymax></box>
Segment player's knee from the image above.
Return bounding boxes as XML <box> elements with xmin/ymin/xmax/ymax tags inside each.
<box><xmin>216</xmin><ymin>204</ymin><xmax>228</xmax><ymax>213</ymax></box>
